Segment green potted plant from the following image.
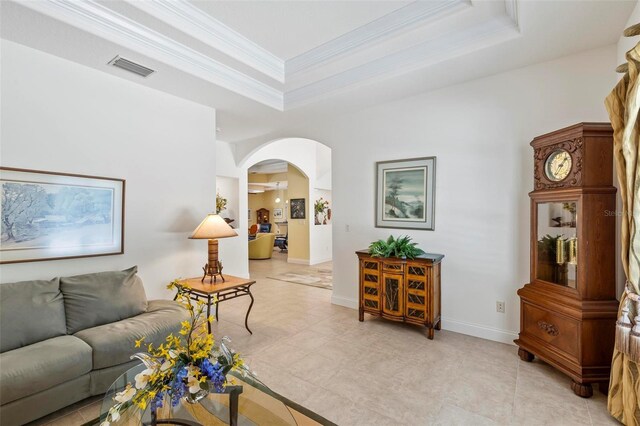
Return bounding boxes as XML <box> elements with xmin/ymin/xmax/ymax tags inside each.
<box><xmin>216</xmin><ymin>193</ymin><xmax>227</xmax><ymax>214</ymax></box>
<box><xmin>368</xmin><ymin>235</ymin><xmax>425</xmax><ymax>259</ymax></box>
<box><xmin>314</xmin><ymin>198</ymin><xmax>329</xmax><ymax>225</ymax></box>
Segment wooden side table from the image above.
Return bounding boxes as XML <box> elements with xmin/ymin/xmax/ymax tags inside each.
<box><xmin>173</xmin><ymin>275</ymin><xmax>256</xmax><ymax>334</ymax></box>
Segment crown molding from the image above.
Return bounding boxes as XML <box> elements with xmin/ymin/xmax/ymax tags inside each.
<box><xmin>126</xmin><ymin>0</ymin><xmax>285</xmax><ymax>83</ymax></box>
<box><xmin>22</xmin><ymin>0</ymin><xmax>283</xmax><ymax>110</ymax></box>
<box><xmin>505</xmin><ymin>0</ymin><xmax>519</xmax><ymax>27</ymax></box>
<box><xmin>16</xmin><ymin>0</ymin><xmax>520</xmax><ymax>112</ymax></box>
<box><xmin>284</xmin><ymin>15</ymin><xmax>520</xmax><ymax>109</ymax></box>
<box><xmin>286</xmin><ymin>0</ymin><xmax>472</xmax><ymax>76</ymax></box>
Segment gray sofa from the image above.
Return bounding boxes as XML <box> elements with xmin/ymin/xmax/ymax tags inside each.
<box><xmin>0</xmin><ymin>266</ymin><xmax>189</xmax><ymax>425</ymax></box>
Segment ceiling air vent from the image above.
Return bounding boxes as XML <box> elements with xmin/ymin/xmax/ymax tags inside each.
<box><xmin>108</xmin><ymin>56</ymin><xmax>155</xmax><ymax>78</ymax></box>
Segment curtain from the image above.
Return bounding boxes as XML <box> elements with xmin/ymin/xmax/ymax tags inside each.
<box><xmin>606</xmin><ymin>41</ymin><xmax>640</xmax><ymax>425</ymax></box>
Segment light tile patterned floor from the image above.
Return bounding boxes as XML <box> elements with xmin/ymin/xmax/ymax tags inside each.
<box><xmin>29</xmin><ymin>251</ymin><xmax>617</xmax><ymax>425</ymax></box>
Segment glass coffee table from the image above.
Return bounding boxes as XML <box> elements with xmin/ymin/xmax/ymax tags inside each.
<box><xmin>97</xmin><ymin>363</ymin><xmax>334</xmax><ymax>426</ymax></box>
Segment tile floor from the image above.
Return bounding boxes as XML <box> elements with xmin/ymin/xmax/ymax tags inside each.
<box><xmin>29</xmin><ymin>251</ymin><xmax>616</xmax><ymax>425</ymax></box>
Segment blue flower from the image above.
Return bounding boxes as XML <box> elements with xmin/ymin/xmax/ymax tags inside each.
<box><xmin>200</xmin><ymin>359</ymin><xmax>226</xmax><ymax>393</ymax></box>
<box><xmin>152</xmin><ymin>391</ymin><xmax>164</xmax><ymax>409</ymax></box>
<box><xmin>169</xmin><ymin>366</ymin><xmax>188</xmax><ymax>406</ymax></box>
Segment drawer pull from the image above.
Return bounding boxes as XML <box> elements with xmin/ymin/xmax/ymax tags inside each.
<box><xmin>537</xmin><ymin>320</ymin><xmax>559</xmax><ymax>336</ymax></box>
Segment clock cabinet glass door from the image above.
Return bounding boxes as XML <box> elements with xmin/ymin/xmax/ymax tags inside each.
<box><xmin>535</xmin><ymin>201</ymin><xmax>578</xmax><ymax>288</ymax></box>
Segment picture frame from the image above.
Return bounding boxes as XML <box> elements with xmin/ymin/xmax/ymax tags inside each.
<box><xmin>375</xmin><ymin>157</ymin><xmax>436</xmax><ymax>230</ymax></box>
<box><xmin>0</xmin><ymin>167</ymin><xmax>125</xmax><ymax>264</ymax></box>
<box><xmin>273</xmin><ymin>208</ymin><xmax>283</xmax><ymax>220</ymax></box>
<box><xmin>290</xmin><ymin>198</ymin><xmax>306</xmax><ymax>219</ymax></box>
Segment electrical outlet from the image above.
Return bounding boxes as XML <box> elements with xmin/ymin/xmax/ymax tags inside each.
<box><xmin>496</xmin><ymin>301</ymin><xmax>505</xmax><ymax>313</ymax></box>
<box><xmin>345</xmin><ymin>224</ymin><xmax>350</xmax><ymax>232</ymax></box>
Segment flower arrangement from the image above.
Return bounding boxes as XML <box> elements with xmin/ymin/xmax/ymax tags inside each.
<box><xmin>314</xmin><ymin>198</ymin><xmax>330</xmax><ymax>225</ymax></box>
<box><xmin>216</xmin><ymin>193</ymin><xmax>228</xmax><ymax>214</ymax></box>
<box><xmin>101</xmin><ymin>280</ymin><xmax>248</xmax><ymax>425</ymax></box>
<box><xmin>314</xmin><ymin>198</ymin><xmax>329</xmax><ymax>215</ymax></box>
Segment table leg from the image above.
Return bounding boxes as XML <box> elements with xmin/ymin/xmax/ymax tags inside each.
<box><xmin>215</xmin><ymin>300</ymin><xmax>219</xmax><ymax>322</ymax></box>
<box><xmin>206</xmin><ymin>295</ymin><xmax>212</xmax><ymax>334</ymax></box>
<box><xmin>228</xmin><ymin>386</ymin><xmax>243</xmax><ymax>426</ymax></box>
<box><xmin>244</xmin><ymin>287</ymin><xmax>254</xmax><ymax>334</ymax></box>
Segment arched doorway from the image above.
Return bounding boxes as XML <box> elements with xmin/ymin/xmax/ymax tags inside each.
<box><xmin>237</xmin><ymin>138</ymin><xmax>332</xmax><ymax>289</ymax></box>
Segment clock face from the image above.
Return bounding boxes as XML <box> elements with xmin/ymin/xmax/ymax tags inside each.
<box><xmin>544</xmin><ymin>150</ymin><xmax>572</xmax><ymax>182</ymax></box>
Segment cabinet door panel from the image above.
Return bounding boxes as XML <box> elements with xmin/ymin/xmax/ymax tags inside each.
<box><xmin>361</xmin><ymin>259</ymin><xmax>381</xmax><ymax>311</ymax></box>
<box><xmin>383</xmin><ymin>274</ymin><xmax>404</xmax><ymax>316</ymax></box>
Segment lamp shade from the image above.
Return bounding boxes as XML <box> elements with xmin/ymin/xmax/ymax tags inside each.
<box><xmin>189</xmin><ymin>214</ymin><xmax>238</xmax><ymax>239</ymax></box>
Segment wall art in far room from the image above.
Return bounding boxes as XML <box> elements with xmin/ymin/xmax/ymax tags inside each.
<box><xmin>290</xmin><ymin>198</ymin><xmax>306</xmax><ymax>219</ymax></box>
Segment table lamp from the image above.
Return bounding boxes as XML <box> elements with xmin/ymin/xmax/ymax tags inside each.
<box><xmin>189</xmin><ymin>213</ymin><xmax>238</xmax><ymax>284</ymax></box>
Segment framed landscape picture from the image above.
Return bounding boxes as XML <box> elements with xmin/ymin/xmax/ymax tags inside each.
<box><xmin>376</xmin><ymin>157</ymin><xmax>436</xmax><ymax>230</ymax></box>
<box><xmin>290</xmin><ymin>198</ymin><xmax>306</xmax><ymax>219</ymax></box>
<box><xmin>0</xmin><ymin>167</ymin><xmax>125</xmax><ymax>264</ymax></box>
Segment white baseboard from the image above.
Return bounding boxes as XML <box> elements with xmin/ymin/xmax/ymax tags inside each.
<box><xmin>310</xmin><ymin>257</ymin><xmax>332</xmax><ymax>265</ymax></box>
<box><xmin>328</xmin><ymin>296</ymin><xmax>517</xmax><ymax>345</ymax></box>
<box><xmin>331</xmin><ymin>295</ymin><xmax>358</xmax><ymax>309</ymax></box>
<box><xmin>441</xmin><ymin>317</ymin><xmax>517</xmax><ymax>345</ymax></box>
<box><xmin>287</xmin><ymin>257</ymin><xmax>310</xmax><ymax>265</ymax></box>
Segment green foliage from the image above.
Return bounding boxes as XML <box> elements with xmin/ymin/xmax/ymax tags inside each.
<box><xmin>216</xmin><ymin>193</ymin><xmax>227</xmax><ymax>214</ymax></box>
<box><xmin>538</xmin><ymin>234</ymin><xmax>564</xmax><ymax>260</ymax></box>
<box><xmin>368</xmin><ymin>235</ymin><xmax>425</xmax><ymax>259</ymax></box>
<box><xmin>314</xmin><ymin>198</ymin><xmax>329</xmax><ymax>214</ymax></box>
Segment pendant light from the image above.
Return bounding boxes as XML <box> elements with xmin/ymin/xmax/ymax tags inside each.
<box><xmin>275</xmin><ymin>182</ymin><xmax>281</xmax><ymax>203</ymax></box>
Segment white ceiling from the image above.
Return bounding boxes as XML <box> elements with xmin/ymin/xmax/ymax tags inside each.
<box><xmin>248</xmin><ymin>159</ymin><xmax>289</xmax><ymax>175</ymax></box>
<box><xmin>191</xmin><ymin>0</ymin><xmax>412</xmax><ymax>60</ymax></box>
<box><xmin>0</xmin><ymin>0</ymin><xmax>636</xmax><ymax>142</ymax></box>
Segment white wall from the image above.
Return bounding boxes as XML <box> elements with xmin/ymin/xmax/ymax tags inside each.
<box><xmin>215</xmin><ymin>175</ymin><xmax>245</xmax><ymax>278</ymax></box>
<box><xmin>0</xmin><ymin>40</ymin><xmax>217</xmax><ymax>299</ymax></box>
<box><xmin>214</xmin><ymin>140</ymin><xmax>250</xmax><ymax>278</ymax></box>
<box><xmin>290</xmin><ymin>45</ymin><xmax>617</xmax><ymax>344</ymax></box>
<box><xmin>312</xmin><ymin>188</ymin><xmax>332</xmax><ymax>264</ymax></box>
<box><xmin>618</xmin><ymin>1</ymin><xmax>640</xmax><ymax>64</ymax></box>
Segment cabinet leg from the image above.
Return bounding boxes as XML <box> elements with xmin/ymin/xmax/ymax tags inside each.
<box><xmin>571</xmin><ymin>381</ymin><xmax>593</xmax><ymax>398</ymax></box>
<box><xmin>427</xmin><ymin>327</ymin><xmax>434</xmax><ymax>340</ymax></box>
<box><xmin>358</xmin><ymin>307</ymin><xmax>364</xmax><ymax>322</ymax></box>
<box><xmin>598</xmin><ymin>381</ymin><xmax>610</xmax><ymax>396</ymax></box>
<box><xmin>518</xmin><ymin>348</ymin><xmax>534</xmax><ymax>362</ymax></box>
<box><xmin>435</xmin><ymin>319</ymin><xmax>441</xmax><ymax>330</ymax></box>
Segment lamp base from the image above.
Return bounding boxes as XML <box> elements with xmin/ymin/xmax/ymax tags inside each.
<box><xmin>202</xmin><ymin>261</ymin><xmax>225</xmax><ymax>284</ymax></box>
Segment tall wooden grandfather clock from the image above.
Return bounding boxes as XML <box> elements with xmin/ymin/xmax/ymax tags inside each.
<box><xmin>515</xmin><ymin>122</ymin><xmax>618</xmax><ymax>398</ymax></box>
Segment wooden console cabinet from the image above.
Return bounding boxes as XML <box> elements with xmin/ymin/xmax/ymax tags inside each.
<box><xmin>356</xmin><ymin>250</ymin><xmax>444</xmax><ymax>339</ymax></box>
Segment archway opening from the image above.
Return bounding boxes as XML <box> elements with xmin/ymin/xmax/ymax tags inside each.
<box><xmin>240</xmin><ymin>138</ymin><xmax>332</xmax><ymax>291</ymax></box>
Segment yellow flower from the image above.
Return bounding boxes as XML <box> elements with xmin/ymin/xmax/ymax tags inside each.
<box><xmin>134</xmin><ymin>337</ymin><xmax>145</xmax><ymax>348</ymax></box>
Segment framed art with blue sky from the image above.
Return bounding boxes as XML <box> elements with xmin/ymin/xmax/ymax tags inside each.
<box><xmin>375</xmin><ymin>157</ymin><xmax>436</xmax><ymax>230</ymax></box>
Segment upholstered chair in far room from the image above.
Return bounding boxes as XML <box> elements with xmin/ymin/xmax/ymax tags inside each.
<box><xmin>248</xmin><ymin>233</ymin><xmax>276</xmax><ymax>259</ymax></box>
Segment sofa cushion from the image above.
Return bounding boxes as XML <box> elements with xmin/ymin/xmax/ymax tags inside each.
<box><xmin>0</xmin><ymin>335</ymin><xmax>92</xmax><ymax>405</ymax></box>
<box><xmin>61</xmin><ymin>266</ymin><xmax>148</xmax><ymax>334</ymax></box>
<box><xmin>0</xmin><ymin>278</ymin><xmax>67</xmax><ymax>353</ymax></box>
<box><xmin>74</xmin><ymin>300</ymin><xmax>188</xmax><ymax>370</ymax></box>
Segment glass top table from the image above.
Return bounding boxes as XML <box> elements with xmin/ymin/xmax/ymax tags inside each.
<box><xmin>99</xmin><ymin>363</ymin><xmax>332</xmax><ymax>426</ymax></box>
